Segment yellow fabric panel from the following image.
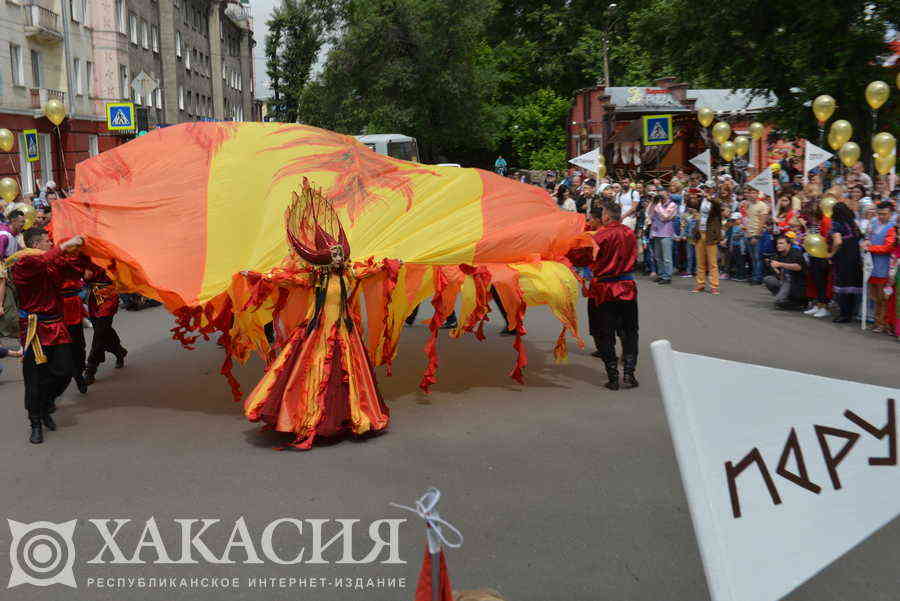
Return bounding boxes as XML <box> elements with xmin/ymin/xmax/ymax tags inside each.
<box><xmin>512</xmin><ymin>261</ymin><xmax>581</xmax><ymax>336</ymax></box>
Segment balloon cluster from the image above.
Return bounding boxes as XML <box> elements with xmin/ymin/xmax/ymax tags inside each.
<box><xmin>814</xmin><ymin>81</ymin><xmax>895</xmax><ymax>172</ymax></box>
<box><xmin>696</xmin><ymin>109</ymin><xmax>762</xmax><ymax>164</ymax></box>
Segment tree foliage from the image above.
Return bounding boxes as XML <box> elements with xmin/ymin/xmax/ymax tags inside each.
<box><xmin>265</xmin><ymin>0</ymin><xmax>899</xmax><ymax>167</ymax></box>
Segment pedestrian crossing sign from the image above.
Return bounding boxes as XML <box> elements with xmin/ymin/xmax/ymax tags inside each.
<box><xmin>23</xmin><ymin>129</ymin><xmax>38</xmax><ymax>162</ymax></box>
<box><xmin>642</xmin><ymin>114</ymin><xmax>673</xmax><ymax>146</ymax></box>
<box><xmin>106</xmin><ymin>102</ymin><xmax>135</xmax><ymax>131</ymax></box>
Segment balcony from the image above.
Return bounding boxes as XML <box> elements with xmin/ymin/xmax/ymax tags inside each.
<box><xmin>224</xmin><ymin>2</ymin><xmax>251</xmax><ymax>29</ymax></box>
<box><xmin>24</xmin><ymin>3</ymin><xmax>62</xmax><ymax>45</ymax></box>
<box><xmin>30</xmin><ymin>88</ymin><xmax>66</xmax><ymax>110</ymax></box>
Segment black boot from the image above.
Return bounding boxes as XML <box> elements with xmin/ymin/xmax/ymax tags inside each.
<box><xmin>603</xmin><ymin>359</ymin><xmax>620</xmax><ymax>390</ymax></box>
<box><xmin>84</xmin><ymin>364</ymin><xmax>97</xmax><ymax>385</ymax></box>
<box><xmin>591</xmin><ymin>336</ymin><xmax>603</xmax><ymax>357</ymax></box>
<box><xmin>47</xmin><ymin>398</ymin><xmax>57</xmax><ymax>414</ymax></box>
<box><xmin>42</xmin><ymin>414</ymin><xmax>56</xmax><ymax>431</ymax></box>
<box><xmin>115</xmin><ymin>348</ymin><xmax>128</xmax><ymax>369</ymax></box>
<box><xmin>29</xmin><ymin>418</ymin><xmax>43</xmax><ymax>444</ymax></box>
<box><xmin>622</xmin><ymin>354</ymin><xmax>639</xmax><ymax>389</ymax></box>
<box><xmin>75</xmin><ymin>374</ymin><xmax>88</xmax><ymax>394</ymax></box>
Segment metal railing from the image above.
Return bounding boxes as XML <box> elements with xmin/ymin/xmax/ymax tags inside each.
<box><xmin>24</xmin><ymin>3</ymin><xmax>61</xmax><ymax>33</ymax></box>
<box><xmin>30</xmin><ymin>88</ymin><xmax>66</xmax><ymax>109</ymax></box>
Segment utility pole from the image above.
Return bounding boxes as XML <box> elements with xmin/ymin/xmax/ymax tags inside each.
<box><xmin>602</xmin><ymin>3</ymin><xmax>618</xmax><ymax>87</ymax></box>
<box><xmin>59</xmin><ymin>0</ymin><xmax>78</xmax><ymax>118</ymax></box>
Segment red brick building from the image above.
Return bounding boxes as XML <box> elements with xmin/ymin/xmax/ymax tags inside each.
<box><xmin>567</xmin><ymin>77</ymin><xmax>777</xmax><ymax>176</ymax></box>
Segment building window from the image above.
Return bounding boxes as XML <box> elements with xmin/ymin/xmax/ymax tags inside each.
<box><xmin>119</xmin><ymin>64</ymin><xmax>128</xmax><ymax>99</ymax></box>
<box><xmin>129</xmin><ymin>13</ymin><xmax>138</xmax><ymax>44</ymax></box>
<box><xmin>9</xmin><ymin>44</ymin><xmax>23</xmax><ymax>86</ymax></box>
<box><xmin>115</xmin><ymin>0</ymin><xmax>125</xmax><ymax>34</ymax></box>
<box><xmin>18</xmin><ymin>134</ymin><xmax>35</xmax><ymax>194</ymax></box>
<box><xmin>73</xmin><ymin>58</ymin><xmax>82</xmax><ymax>95</ymax></box>
<box><xmin>85</xmin><ymin>61</ymin><xmax>93</xmax><ymax>97</ymax></box>
<box><xmin>88</xmin><ymin>134</ymin><xmax>99</xmax><ymax>157</ymax></box>
<box><xmin>156</xmin><ymin>87</ymin><xmax>162</xmax><ymax>109</ymax></box>
<box><xmin>20</xmin><ymin>134</ymin><xmax>53</xmax><ymax>191</ymax></box>
<box><xmin>81</xmin><ymin>0</ymin><xmax>89</xmax><ymax>27</ymax></box>
<box><xmin>31</xmin><ymin>50</ymin><xmax>42</xmax><ymax>88</ymax></box>
<box><xmin>152</xmin><ymin>26</ymin><xmax>159</xmax><ymax>53</ymax></box>
<box><xmin>175</xmin><ymin>31</ymin><xmax>182</xmax><ymax>58</ymax></box>
<box><xmin>185</xmin><ymin>46</ymin><xmax>191</xmax><ymax>70</ymax></box>
<box><xmin>70</xmin><ymin>0</ymin><xmax>82</xmax><ymax>22</ymax></box>
<box><xmin>141</xmin><ymin>19</ymin><xmax>149</xmax><ymax>49</ymax></box>
<box><xmin>178</xmin><ymin>85</ymin><xmax>184</xmax><ymax>110</ymax></box>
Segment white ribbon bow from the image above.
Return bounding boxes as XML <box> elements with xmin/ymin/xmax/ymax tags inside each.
<box><xmin>390</xmin><ymin>488</ymin><xmax>463</xmax><ymax>554</ymax></box>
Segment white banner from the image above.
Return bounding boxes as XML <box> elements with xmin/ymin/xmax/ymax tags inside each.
<box><xmin>804</xmin><ymin>140</ymin><xmax>833</xmax><ymax>183</ymax></box>
<box><xmin>568</xmin><ymin>148</ymin><xmax>600</xmax><ymax>175</ymax></box>
<box><xmin>688</xmin><ymin>149</ymin><xmax>711</xmax><ymax>181</ymax></box>
<box><xmin>746</xmin><ymin>167</ymin><xmax>776</xmax><ymax>220</ymax></box>
<box><xmin>651</xmin><ymin>340</ymin><xmax>900</xmax><ymax>601</ymax></box>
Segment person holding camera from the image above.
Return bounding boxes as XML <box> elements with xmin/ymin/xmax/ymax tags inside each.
<box><xmin>763</xmin><ymin>234</ymin><xmax>807</xmax><ymax>310</ymax></box>
<box><xmin>648</xmin><ymin>188</ymin><xmax>677</xmax><ymax>284</ymax></box>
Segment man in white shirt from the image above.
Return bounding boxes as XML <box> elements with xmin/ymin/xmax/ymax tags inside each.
<box><xmin>618</xmin><ymin>184</ymin><xmax>640</xmax><ymax>231</ymax></box>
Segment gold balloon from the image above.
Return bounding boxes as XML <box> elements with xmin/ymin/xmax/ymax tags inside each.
<box><xmin>44</xmin><ymin>98</ymin><xmax>67</xmax><ymax>126</ymax></box>
<box><xmin>0</xmin><ymin>177</ymin><xmax>18</xmax><ymax>203</ymax></box>
<box><xmin>597</xmin><ymin>162</ymin><xmax>607</xmax><ymax>178</ymax></box>
<box><xmin>838</xmin><ymin>141</ymin><xmax>860</xmax><ymax>168</ymax></box>
<box><xmin>865</xmin><ymin>81</ymin><xmax>890</xmax><ymax>110</ymax></box>
<box><xmin>874</xmin><ymin>152</ymin><xmax>895</xmax><ymax>176</ymax></box>
<box><xmin>812</xmin><ymin>95</ymin><xmax>836</xmax><ymax>123</ymax></box>
<box><xmin>897</xmin><ymin>71</ymin><xmax>900</xmax><ymax>90</ymax></box>
<box><xmin>17</xmin><ymin>203</ymin><xmax>36</xmax><ymax>229</ymax></box>
<box><xmin>829</xmin><ymin>120</ymin><xmax>853</xmax><ymax>149</ymax></box>
<box><xmin>711</xmin><ymin>121</ymin><xmax>731</xmax><ymax>145</ymax></box>
<box><xmin>748</xmin><ymin>122</ymin><xmax>765</xmax><ymax>141</ymax></box>
<box><xmin>827</xmin><ymin>129</ymin><xmax>842</xmax><ymax>151</ymax></box>
<box><xmin>719</xmin><ymin>141</ymin><xmax>736</xmax><ymax>162</ymax></box>
<box><xmin>697</xmin><ymin>107</ymin><xmax>715</xmax><ymax>128</ymax></box>
<box><xmin>733</xmin><ymin>135</ymin><xmax>750</xmax><ymax>157</ymax></box>
<box><xmin>819</xmin><ymin>196</ymin><xmax>836</xmax><ymax>218</ymax></box>
<box><xmin>872</xmin><ymin>132</ymin><xmax>896</xmax><ymax>159</ymax></box>
<box><xmin>0</xmin><ymin>128</ymin><xmax>13</xmax><ymax>152</ymax></box>
<box><xmin>803</xmin><ymin>233</ymin><xmax>829</xmax><ymax>259</ymax></box>
<box><xmin>598</xmin><ymin>153</ymin><xmax>606</xmax><ymax>165</ymax></box>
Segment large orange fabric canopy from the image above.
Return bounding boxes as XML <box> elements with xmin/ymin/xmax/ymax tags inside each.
<box><xmin>54</xmin><ymin>122</ymin><xmax>587</xmax><ymax>394</ymax></box>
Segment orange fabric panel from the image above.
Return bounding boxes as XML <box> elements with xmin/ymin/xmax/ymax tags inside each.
<box><xmin>53</xmin><ymin>124</ymin><xmax>215</xmax><ymax>309</ymax></box>
<box><xmin>473</xmin><ymin>170</ymin><xmax>585</xmax><ymax>263</ymax></box>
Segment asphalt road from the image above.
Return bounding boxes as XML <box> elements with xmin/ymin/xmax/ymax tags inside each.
<box><xmin>0</xmin><ymin>275</ymin><xmax>897</xmax><ymax>601</ymax></box>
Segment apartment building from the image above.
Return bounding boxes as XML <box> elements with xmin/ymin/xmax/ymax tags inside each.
<box><xmin>0</xmin><ymin>0</ymin><xmax>256</xmax><ymax>192</ymax></box>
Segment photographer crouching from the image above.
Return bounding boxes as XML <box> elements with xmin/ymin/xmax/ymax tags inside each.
<box><xmin>763</xmin><ymin>234</ymin><xmax>808</xmax><ymax>310</ymax></box>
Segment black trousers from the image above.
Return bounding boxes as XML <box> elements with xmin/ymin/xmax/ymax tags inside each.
<box><xmin>23</xmin><ymin>343</ymin><xmax>74</xmax><ymax>419</ymax></box>
<box><xmin>490</xmin><ymin>286</ymin><xmax>509</xmax><ymax>328</ymax></box>
<box><xmin>87</xmin><ymin>315</ymin><xmax>125</xmax><ymax>367</ymax></box>
<box><xmin>67</xmin><ymin>322</ymin><xmax>86</xmax><ymax>377</ymax></box>
<box><xmin>587</xmin><ymin>299</ymin><xmax>639</xmax><ymax>362</ymax></box>
<box><xmin>808</xmin><ymin>257</ymin><xmax>829</xmax><ymax>303</ymax></box>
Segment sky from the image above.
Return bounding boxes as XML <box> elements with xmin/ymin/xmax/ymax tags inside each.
<box><xmin>250</xmin><ymin>0</ymin><xmax>279</xmax><ymax>99</ymax></box>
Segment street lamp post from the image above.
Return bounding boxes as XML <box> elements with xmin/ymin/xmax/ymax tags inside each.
<box><xmin>602</xmin><ymin>4</ymin><xmax>618</xmax><ymax>87</ymax></box>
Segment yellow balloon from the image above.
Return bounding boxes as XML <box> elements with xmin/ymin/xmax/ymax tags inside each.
<box><xmin>20</xmin><ymin>203</ymin><xmax>36</xmax><ymax>229</ymax></box>
<box><xmin>720</xmin><ymin>141</ymin><xmax>736</xmax><ymax>162</ymax></box>
<box><xmin>44</xmin><ymin>98</ymin><xmax>67</xmax><ymax>126</ymax></box>
<box><xmin>827</xmin><ymin>129</ymin><xmax>842</xmax><ymax>151</ymax></box>
<box><xmin>803</xmin><ymin>233</ymin><xmax>829</xmax><ymax>259</ymax></box>
<box><xmin>812</xmin><ymin>95</ymin><xmax>836</xmax><ymax>123</ymax></box>
<box><xmin>598</xmin><ymin>153</ymin><xmax>606</xmax><ymax>165</ymax></box>
<box><xmin>865</xmin><ymin>81</ymin><xmax>890</xmax><ymax>110</ymax></box>
<box><xmin>712</xmin><ymin>121</ymin><xmax>731</xmax><ymax>145</ymax></box>
<box><xmin>897</xmin><ymin>71</ymin><xmax>900</xmax><ymax>90</ymax></box>
<box><xmin>0</xmin><ymin>177</ymin><xmax>18</xmax><ymax>203</ymax></box>
<box><xmin>748</xmin><ymin>122</ymin><xmax>765</xmax><ymax>141</ymax></box>
<box><xmin>597</xmin><ymin>162</ymin><xmax>607</xmax><ymax>178</ymax></box>
<box><xmin>819</xmin><ymin>195</ymin><xmax>836</xmax><ymax>218</ymax></box>
<box><xmin>874</xmin><ymin>152</ymin><xmax>895</xmax><ymax>176</ymax></box>
<box><xmin>697</xmin><ymin>107</ymin><xmax>715</xmax><ymax>128</ymax></box>
<box><xmin>0</xmin><ymin>128</ymin><xmax>13</xmax><ymax>153</ymax></box>
<box><xmin>838</xmin><ymin>141</ymin><xmax>860</xmax><ymax>168</ymax></box>
<box><xmin>733</xmin><ymin>135</ymin><xmax>750</xmax><ymax>157</ymax></box>
<box><xmin>872</xmin><ymin>132</ymin><xmax>896</xmax><ymax>159</ymax></box>
<box><xmin>829</xmin><ymin>120</ymin><xmax>852</xmax><ymax>148</ymax></box>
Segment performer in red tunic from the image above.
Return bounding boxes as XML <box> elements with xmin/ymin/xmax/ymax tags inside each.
<box><xmin>7</xmin><ymin>230</ymin><xmax>84</xmax><ymax>444</ymax></box>
<box><xmin>59</xmin><ymin>254</ymin><xmax>91</xmax><ymax>393</ymax></box>
<box><xmin>568</xmin><ymin>201</ymin><xmax>639</xmax><ymax>390</ymax></box>
<box><xmin>83</xmin><ymin>266</ymin><xmax>127</xmax><ymax>385</ymax></box>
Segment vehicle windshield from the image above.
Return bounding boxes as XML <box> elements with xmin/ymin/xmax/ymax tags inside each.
<box><xmin>387</xmin><ymin>139</ymin><xmax>419</xmax><ymax>162</ymax></box>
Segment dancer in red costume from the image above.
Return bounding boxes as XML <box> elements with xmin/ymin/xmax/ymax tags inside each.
<box><xmin>243</xmin><ymin>181</ymin><xmax>390</xmax><ymax>449</ymax></box>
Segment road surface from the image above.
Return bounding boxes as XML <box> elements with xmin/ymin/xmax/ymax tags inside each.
<box><xmin>0</xmin><ymin>275</ymin><xmax>897</xmax><ymax>601</ymax></box>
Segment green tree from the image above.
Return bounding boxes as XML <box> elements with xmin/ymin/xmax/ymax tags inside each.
<box><xmin>628</xmin><ymin>0</ymin><xmax>900</xmax><ymax>141</ymax></box>
<box><xmin>508</xmin><ymin>89</ymin><xmax>570</xmax><ymax>171</ymax></box>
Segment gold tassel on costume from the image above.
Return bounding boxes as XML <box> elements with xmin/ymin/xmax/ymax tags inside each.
<box><xmin>24</xmin><ymin>313</ymin><xmax>46</xmax><ymax>364</ymax></box>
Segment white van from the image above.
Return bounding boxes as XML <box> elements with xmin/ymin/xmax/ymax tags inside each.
<box><xmin>355</xmin><ymin>134</ymin><xmax>420</xmax><ymax>162</ymax></box>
